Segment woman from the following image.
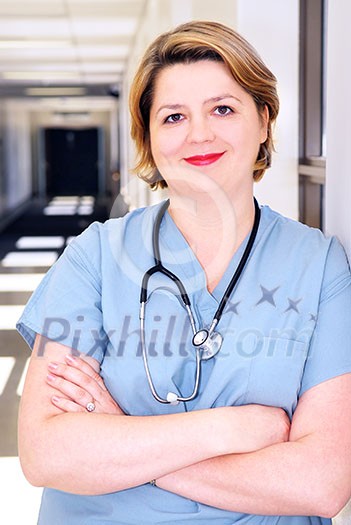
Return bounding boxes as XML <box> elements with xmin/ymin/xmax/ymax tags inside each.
<box><xmin>17</xmin><ymin>21</ymin><xmax>351</xmax><ymax>524</ymax></box>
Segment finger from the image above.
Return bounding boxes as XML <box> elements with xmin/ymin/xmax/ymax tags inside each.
<box><xmin>47</xmin><ymin>361</ymin><xmax>105</xmax><ymax>403</ymax></box>
<box><xmin>65</xmin><ymin>354</ymin><xmax>108</xmax><ymax>391</ymax></box>
<box><xmin>51</xmin><ymin>395</ymin><xmax>88</xmax><ymax>413</ymax></box>
<box><xmin>47</xmin><ymin>373</ymin><xmax>95</xmax><ymax>409</ymax></box>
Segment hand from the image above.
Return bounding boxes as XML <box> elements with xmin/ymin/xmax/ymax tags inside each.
<box><xmin>46</xmin><ymin>354</ymin><xmax>124</xmax><ymax>416</ymax></box>
<box><xmin>217</xmin><ymin>404</ymin><xmax>290</xmax><ymax>455</ymax></box>
<box><xmin>237</xmin><ymin>404</ymin><xmax>291</xmax><ymax>451</ymax></box>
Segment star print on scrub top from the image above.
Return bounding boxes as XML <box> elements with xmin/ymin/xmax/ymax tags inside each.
<box><xmin>256</xmin><ymin>285</ymin><xmax>280</xmax><ymax>307</ymax></box>
<box><xmin>285</xmin><ymin>298</ymin><xmax>302</xmax><ymax>314</ymax></box>
<box><xmin>226</xmin><ymin>300</ymin><xmax>241</xmax><ymax>315</ymax></box>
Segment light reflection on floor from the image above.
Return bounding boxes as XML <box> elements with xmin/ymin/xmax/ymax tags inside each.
<box><xmin>1</xmin><ymin>251</ymin><xmax>58</xmax><ymax>267</ymax></box>
<box><xmin>0</xmin><ymin>357</ymin><xmax>16</xmax><ymax>395</ymax></box>
<box><xmin>0</xmin><ymin>457</ymin><xmax>42</xmax><ymax>525</ymax></box>
<box><xmin>0</xmin><ymin>194</ymin><xmax>103</xmax><ymax>523</ymax></box>
<box><xmin>44</xmin><ymin>195</ymin><xmax>95</xmax><ymax>216</ymax></box>
<box><xmin>15</xmin><ymin>236</ymin><xmax>65</xmax><ymax>249</ymax></box>
<box><xmin>0</xmin><ymin>305</ymin><xmax>28</xmax><ymax>329</ymax></box>
<box><xmin>0</xmin><ymin>274</ymin><xmax>45</xmax><ymax>291</ymax></box>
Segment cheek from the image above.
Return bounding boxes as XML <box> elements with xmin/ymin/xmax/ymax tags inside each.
<box><xmin>151</xmin><ymin>130</ymin><xmax>183</xmax><ymax>165</ymax></box>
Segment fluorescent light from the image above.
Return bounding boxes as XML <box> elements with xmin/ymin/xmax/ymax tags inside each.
<box><xmin>0</xmin><ymin>273</ymin><xmax>44</xmax><ymax>292</ymax></box>
<box><xmin>0</xmin><ymin>305</ymin><xmax>25</xmax><ymax>329</ymax></box>
<box><xmin>0</xmin><ymin>357</ymin><xmax>16</xmax><ymax>395</ymax></box>
<box><xmin>1</xmin><ymin>252</ymin><xmax>58</xmax><ymax>267</ymax></box>
<box><xmin>0</xmin><ymin>40</ymin><xmax>72</xmax><ymax>49</ymax></box>
<box><xmin>3</xmin><ymin>72</ymin><xmax>81</xmax><ymax>80</ymax></box>
<box><xmin>79</xmin><ymin>62</ymin><xmax>124</xmax><ymax>73</ymax></box>
<box><xmin>71</xmin><ymin>18</ymin><xmax>137</xmax><ymax>37</ymax></box>
<box><xmin>26</xmin><ymin>87</ymin><xmax>86</xmax><ymax>97</ymax></box>
<box><xmin>77</xmin><ymin>45</ymin><xmax>129</xmax><ymax>59</ymax></box>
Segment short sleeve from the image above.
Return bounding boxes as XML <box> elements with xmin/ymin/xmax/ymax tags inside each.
<box><xmin>16</xmin><ymin>222</ymin><xmax>106</xmax><ymax>363</ymax></box>
<box><xmin>300</xmin><ymin>237</ymin><xmax>351</xmax><ymax>396</ymax></box>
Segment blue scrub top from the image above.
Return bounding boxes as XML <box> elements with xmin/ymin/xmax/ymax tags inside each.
<box><xmin>17</xmin><ymin>202</ymin><xmax>351</xmax><ymax>525</ymax></box>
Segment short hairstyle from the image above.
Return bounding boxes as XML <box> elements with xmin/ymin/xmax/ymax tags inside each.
<box><xmin>129</xmin><ymin>20</ymin><xmax>279</xmax><ymax>190</ymax></box>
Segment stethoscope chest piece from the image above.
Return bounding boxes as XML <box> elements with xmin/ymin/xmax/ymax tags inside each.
<box><xmin>192</xmin><ymin>329</ymin><xmax>223</xmax><ymax>360</ymax></box>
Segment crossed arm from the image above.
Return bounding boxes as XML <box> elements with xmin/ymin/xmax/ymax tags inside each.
<box><xmin>18</xmin><ymin>334</ymin><xmax>351</xmax><ymax>518</ymax></box>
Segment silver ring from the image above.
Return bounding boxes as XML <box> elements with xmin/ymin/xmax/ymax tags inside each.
<box><xmin>86</xmin><ymin>401</ymin><xmax>96</xmax><ymax>412</ymax></box>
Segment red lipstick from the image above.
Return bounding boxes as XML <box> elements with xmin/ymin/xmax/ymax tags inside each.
<box><xmin>184</xmin><ymin>152</ymin><xmax>225</xmax><ymax>166</ymax></box>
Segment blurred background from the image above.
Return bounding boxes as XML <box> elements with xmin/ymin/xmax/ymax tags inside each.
<box><xmin>0</xmin><ymin>0</ymin><xmax>350</xmax><ymax>523</ymax></box>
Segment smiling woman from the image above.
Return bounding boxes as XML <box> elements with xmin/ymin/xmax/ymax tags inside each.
<box><xmin>149</xmin><ymin>61</ymin><xmax>268</xmax><ymax>201</ymax></box>
<box><xmin>16</xmin><ymin>20</ymin><xmax>351</xmax><ymax>525</ymax></box>
<box><xmin>130</xmin><ymin>20</ymin><xmax>278</xmax><ymax>190</ymax></box>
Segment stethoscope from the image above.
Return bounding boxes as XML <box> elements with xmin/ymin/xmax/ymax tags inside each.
<box><xmin>139</xmin><ymin>198</ymin><xmax>261</xmax><ymax>405</ymax></box>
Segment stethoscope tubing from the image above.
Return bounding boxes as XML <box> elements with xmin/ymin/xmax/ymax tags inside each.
<box><xmin>139</xmin><ymin>198</ymin><xmax>261</xmax><ymax>405</ymax></box>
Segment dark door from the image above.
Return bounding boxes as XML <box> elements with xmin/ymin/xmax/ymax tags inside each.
<box><xmin>45</xmin><ymin>128</ymin><xmax>99</xmax><ymax>196</ymax></box>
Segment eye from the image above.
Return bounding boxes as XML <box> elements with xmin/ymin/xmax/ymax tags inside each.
<box><xmin>164</xmin><ymin>113</ymin><xmax>184</xmax><ymax>124</ymax></box>
<box><xmin>214</xmin><ymin>105</ymin><xmax>234</xmax><ymax>116</ymax></box>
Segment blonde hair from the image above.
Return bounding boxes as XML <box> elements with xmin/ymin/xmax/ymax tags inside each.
<box><xmin>129</xmin><ymin>20</ymin><xmax>279</xmax><ymax>190</ymax></box>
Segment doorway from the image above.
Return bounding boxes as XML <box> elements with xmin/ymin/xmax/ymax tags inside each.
<box><xmin>44</xmin><ymin>127</ymin><xmax>102</xmax><ymax>196</ymax></box>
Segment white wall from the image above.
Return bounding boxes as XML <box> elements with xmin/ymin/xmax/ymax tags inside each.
<box><xmin>325</xmin><ymin>0</ymin><xmax>351</xmax><ymax>260</ymax></box>
<box><xmin>236</xmin><ymin>0</ymin><xmax>299</xmax><ymax>219</ymax></box>
<box><xmin>324</xmin><ymin>9</ymin><xmax>351</xmax><ymax>523</ymax></box>
<box><xmin>122</xmin><ymin>0</ymin><xmax>300</xmax><ymax>218</ymax></box>
<box><xmin>3</xmin><ymin>101</ymin><xmax>32</xmax><ymax>211</ymax></box>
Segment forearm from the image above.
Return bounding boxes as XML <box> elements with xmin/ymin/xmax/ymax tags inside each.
<box><xmin>157</xmin><ymin>436</ymin><xmax>343</xmax><ymax>518</ymax></box>
<box><xmin>19</xmin><ymin>400</ymin><xmax>289</xmax><ymax>496</ymax></box>
<box><xmin>19</xmin><ymin>408</ymin><xmax>226</xmax><ymax>495</ymax></box>
<box><xmin>19</xmin><ymin>336</ymin><xmax>289</xmax><ymax>496</ymax></box>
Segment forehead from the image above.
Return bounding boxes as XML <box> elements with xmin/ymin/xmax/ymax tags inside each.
<box><xmin>151</xmin><ymin>60</ymin><xmax>247</xmax><ymax>107</ymax></box>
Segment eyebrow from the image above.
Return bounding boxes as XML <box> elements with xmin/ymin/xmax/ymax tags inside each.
<box><xmin>155</xmin><ymin>94</ymin><xmax>243</xmax><ymax>116</ymax></box>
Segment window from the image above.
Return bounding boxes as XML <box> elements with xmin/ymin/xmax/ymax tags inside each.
<box><xmin>299</xmin><ymin>0</ymin><xmax>327</xmax><ymax>229</ymax></box>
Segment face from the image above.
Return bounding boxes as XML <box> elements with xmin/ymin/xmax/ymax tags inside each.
<box><xmin>149</xmin><ymin>60</ymin><xmax>268</xmax><ymax>198</ymax></box>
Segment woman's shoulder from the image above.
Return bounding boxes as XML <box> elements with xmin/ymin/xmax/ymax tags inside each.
<box><xmin>261</xmin><ymin>204</ymin><xmax>333</xmax><ymax>250</ymax></box>
<box><xmin>260</xmin><ymin>204</ymin><xmax>350</xmax><ymax>280</ymax></box>
<box><xmin>64</xmin><ymin>202</ymin><xmax>164</xmax><ymax>271</ymax></box>
<box><xmin>71</xmin><ymin>203</ymin><xmax>161</xmax><ymax>249</ymax></box>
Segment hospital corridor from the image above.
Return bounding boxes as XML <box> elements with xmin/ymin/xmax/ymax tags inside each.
<box><xmin>0</xmin><ymin>0</ymin><xmax>351</xmax><ymax>524</ymax></box>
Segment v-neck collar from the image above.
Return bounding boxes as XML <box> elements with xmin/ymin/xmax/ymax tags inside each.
<box><xmin>158</xmin><ymin>204</ymin><xmax>263</xmax><ymax>306</ymax></box>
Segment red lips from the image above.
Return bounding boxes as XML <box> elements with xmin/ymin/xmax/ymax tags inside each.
<box><xmin>184</xmin><ymin>152</ymin><xmax>225</xmax><ymax>166</ymax></box>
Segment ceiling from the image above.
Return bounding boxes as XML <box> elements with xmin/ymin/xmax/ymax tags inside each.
<box><xmin>0</xmin><ymin>0</ymin><xmax>146</xmax><ymax>98</ymax></box>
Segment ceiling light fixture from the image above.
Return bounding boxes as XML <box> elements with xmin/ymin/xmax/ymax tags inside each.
<box><xmin>25</xmin><ymin>87</ymin><xmax>86</xmax><ymax>96</ymax></box>
<box><xmin>0</xmin><ymin>40</ymin><xmax>72</xmax><ymax>48</ymax></box>
<box><xmin>3</xmin><ymin>71</ymin><xmax>81</xmax><ymax>80</ymax></box>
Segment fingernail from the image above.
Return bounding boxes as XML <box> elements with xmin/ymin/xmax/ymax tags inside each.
<box><xmin>52</xmin><ymin>396</ymin><xmax>60</xmax><ymax>403</ymax></box>
<box><xmin>48</xmin><ymin>362</ymin><xmax>58</xmax><ymax>371</ymax></box>
<box><xmin>47</xmin><ymin>373</ymin><xmax>56</xmax><ymax>382</ymax></box>
<box><xmin>65</xmin><ymin>354</ymin><xmax>76</xmax><ymax>364</ymax></box>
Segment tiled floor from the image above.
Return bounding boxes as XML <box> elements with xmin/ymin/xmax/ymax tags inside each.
<box><xmin>0</xmin><ymin>196</ymin><xmax>349</xmax><ymax>524</ymax></box>
<box><xmin>0</xmin><ymin>195</ymin><xmax>109</xmax><ymax>523</ymax></box>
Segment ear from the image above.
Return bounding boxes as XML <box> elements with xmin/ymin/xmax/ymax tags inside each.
<box><xmin>259</xmin><ymin>105</ymin><xmax>269</xmax><ymax>144</ymax></box>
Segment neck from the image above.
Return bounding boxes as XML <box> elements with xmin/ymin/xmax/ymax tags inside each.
<box><xmin>168</xmin><ymin>190</ymin><xmax>256</xmax><ymax>291</ymax></box>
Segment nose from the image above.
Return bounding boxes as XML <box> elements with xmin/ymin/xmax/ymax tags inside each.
<box><xmin>186</xmin><ymin>116</ymin><xmax>215</xmax><ymax>144</ymax></box>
